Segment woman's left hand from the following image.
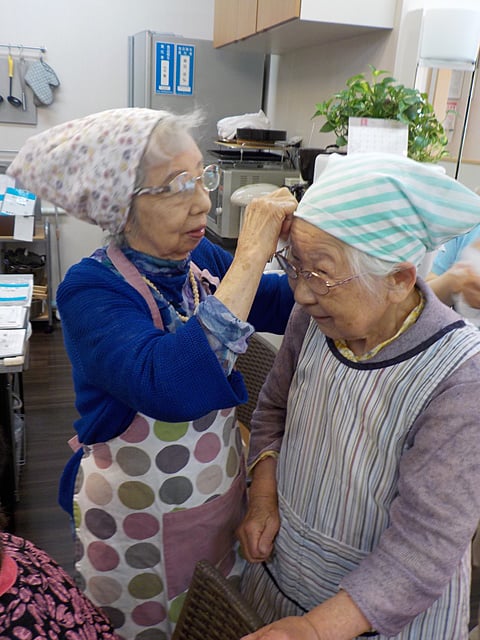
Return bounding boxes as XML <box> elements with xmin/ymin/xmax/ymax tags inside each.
<box><xmin>241</xmin><ymin>616</ymin><xmax>320</xmax><ymax>640</ymax></box>
<box><xmin>240</xmin><ymin>591</ymin><xmax>373</xmax><ymax>640</ymax></box>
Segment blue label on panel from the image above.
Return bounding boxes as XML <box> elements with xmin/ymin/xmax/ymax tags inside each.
<box><xmin>6</xmin><ymin>187</ymin><xmax>35</xmax><ymax>200</ymax></box>
<box><xmin>155</xmin><ymin>42</ymin><xmax>175</xmax><ymax>94</ymax></box>
<box><xmin>175</xmin><ymin>44</ymin><xmax>195</xmax><ymax>95</ymax></box>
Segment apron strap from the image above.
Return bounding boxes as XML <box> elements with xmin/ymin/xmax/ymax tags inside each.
<box><xmin>107</xmin><ymin>242</ymin><xmax>164</xmax><ymax>330</ymax></box>
<box><xmin>68</xmin><ymin>244</ymin><xmax>172</xmax><ymax>454</ymax></box>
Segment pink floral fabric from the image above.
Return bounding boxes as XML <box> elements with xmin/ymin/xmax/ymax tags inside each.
<box><xmin>7</xmin><ymin>108</ymin><xmax>164</xmax><ymax>233</ymax></box>
<box><xmin>0</xmin><ymin>533</ymin><xmax>120</xmax><ymax>639</ymax></box>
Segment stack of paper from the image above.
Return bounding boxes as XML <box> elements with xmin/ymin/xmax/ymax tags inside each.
<box><xmin>0</xmin><ymin>306</ymin><xmax>27</xmax><ymax>329</ymax></box>
<box><xmin>0</xmin><ymin>275</ymin><xmax>33</xmax><ymax>361</ymax></box>
<box><xmin>0</xmin><ymin>329</ymin><xmax>26</xmax><ymax>358</ymax></box>
<box><xmin>0</xmin><ymin>283</ymin><xmax>31</xmax><ymax>305</ymax></box>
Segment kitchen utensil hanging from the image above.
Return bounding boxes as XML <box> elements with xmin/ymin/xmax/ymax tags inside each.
<box><xmin>0</xmin><ymin>63</ymin><xmax>4</xmax><ymax>104</ymax></box>
<box><xmin>0</xmin><ymin>43</ymin><xmax>44</xmax><ymax>125</ymax></box>
<box><xmin>7</xmin><ymin>53</ymin><xmax>22</xmax><ymax>108</ymax></box>
<box><xmin>18</xmin><ymin>51</ymin><xmax>27</xmax><ymax>111</ymax></box>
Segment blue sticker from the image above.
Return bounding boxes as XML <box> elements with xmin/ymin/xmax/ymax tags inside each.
<box><xmin>155</xmin><ymin>42</ymin><xmax>175</xmax><ymax>95</ymax></box>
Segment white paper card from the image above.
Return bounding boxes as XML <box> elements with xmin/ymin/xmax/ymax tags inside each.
<box><xmin>13</xmin><ymin>215</ymin><xmax>34</xmax><ymax>241</ymax></box>
<box><xmin>348</xmin><ymin>117</ymin><xmax>409</xmax><ymax>156</ymax></box>
<box><xmin>0</xmin><ymin>306</ymin><xmax>27</xmax><ymax>329</ymax></box>
<box><xmin>0</xmin><ymin>329</ymin><xmax>26</xmax><ymax>358</ymax></box>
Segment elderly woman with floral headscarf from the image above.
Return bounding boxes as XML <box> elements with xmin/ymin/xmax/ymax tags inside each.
<box><xmin>237</xmin><ymin>153</ymin><xmax>480</xmax><ymax>640</ymax></box>
<box><xmin>7</xmin><ymin>108</ymin><xmax>297</xmax><ymax>640</ymax></box>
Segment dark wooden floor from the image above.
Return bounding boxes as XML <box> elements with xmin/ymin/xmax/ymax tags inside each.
<box><xmin>9</xmin><ymin>321</ymin><xmax>480</xmax><ymax>630</ymax></box>
<box><xmin>13</xmin><ymin>321</ymin><xmax>77</xmax><ymax>575</ymax></box>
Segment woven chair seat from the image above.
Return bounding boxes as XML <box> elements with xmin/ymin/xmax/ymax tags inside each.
<box><xmin>172</xmin><ymin>560</ymin><xmax>264</xmax><ymax>640</ymax></box>
<box><xmin>235</xmin><ymin>333</ymin><xmax>278</xmax><ymax>431</ymax></box>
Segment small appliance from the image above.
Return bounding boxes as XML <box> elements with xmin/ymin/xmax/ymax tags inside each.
<box><xmin>207</xmin><ymin>167</ymin><xmax>300</xmax><ymax>244</ymax></box>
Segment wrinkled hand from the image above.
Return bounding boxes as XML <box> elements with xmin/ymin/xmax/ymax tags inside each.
<box><xmin>241</xmin><ymin>615</ymin><xmax>320</xmax><ymax>640</ymax></box>
<box><xmin>237</xmin><ymin>493</ymin><xmax>280</xmax><ymax>563</ymax></box>
<box><xmin>237</xmin><ymin>187</ymin><xmax>298</xmax><ymax>262</ymax></box>
<box><xmin>241</xmin><ymin>587</ymin><xmax>372</xmax><ymax>640</ymax></box>
<box><xmin>450</xmin><ymin>262</ymin><xmax>480</xmax><ymax>308</ymax></box>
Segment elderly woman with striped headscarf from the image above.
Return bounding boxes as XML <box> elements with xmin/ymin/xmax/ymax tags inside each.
<box><xmin>237</xmin><ymin>153</ymin><xmax>480</xmax><ymax>640</ymax></box>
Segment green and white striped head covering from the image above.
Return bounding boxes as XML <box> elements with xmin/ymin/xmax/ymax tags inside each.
<box><xmin>295</xmin><ymin>153</ymin><xmax>480</xmax><ymax>266</ymax></box>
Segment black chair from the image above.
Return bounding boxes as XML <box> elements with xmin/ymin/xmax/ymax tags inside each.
<box><xmin>172</xmin><ymin>560</ymin><xmax>264</xmax><ymax>640</ymax></box>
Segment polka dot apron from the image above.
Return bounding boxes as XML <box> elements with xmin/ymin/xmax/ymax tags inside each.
<box><xmin>72</xmin><ymin>246</ymin><xmax>247</xmax><ymax>640</ymax></box>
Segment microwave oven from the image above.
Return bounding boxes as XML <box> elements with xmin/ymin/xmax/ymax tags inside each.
<box><xmin>207</xmin><ymin>167</ymin><xmax>300</xmax><ymax>240</ymax></box>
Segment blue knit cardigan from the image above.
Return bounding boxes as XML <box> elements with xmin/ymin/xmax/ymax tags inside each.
<box><xmin>56</xmin><ymin>237</ymin><xmax>293</xmax><ymax>513</ymax></box>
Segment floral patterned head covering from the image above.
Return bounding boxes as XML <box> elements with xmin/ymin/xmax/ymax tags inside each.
<box><xmin>295</xmin><ymin>152</ymin><xmax>480</xmax><ymax>267</ymax></box>
<box><xmin>7</xmin><ymin>108</ymin><xmax>166</xmax><ymax>233</ymax></box>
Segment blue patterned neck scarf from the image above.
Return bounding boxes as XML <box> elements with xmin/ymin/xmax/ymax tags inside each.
<box><xmin>93</xmin><ymin>245</ymin><xmax>202</xmax><ymax>332</ymax></box>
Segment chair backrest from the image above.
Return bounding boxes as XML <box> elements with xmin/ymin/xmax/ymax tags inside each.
<box><xmin>235</xmin><ymin>333</ymin><xmax>278</xmax><ymax>431</ymax></box>
<box><xmin>172</xmin><ymin>560</ymin><xmax>264</xmax><ymax>640</ymax></box>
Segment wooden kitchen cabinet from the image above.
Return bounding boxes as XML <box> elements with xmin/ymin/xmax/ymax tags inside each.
<box><xmin>256</xmin><ymin>0</ymin><xmax>301</xmax><ymax>32</ymax></box>
<box><xmin>213</xmin><ymin>0</ymin><xmax>397</xmax><ymax>52</ymax></box>
<box><xmin>213</xmin><ymin>0</ymin><xmax>257</xmax><ymax>47</ymax></box>
<box><xmin>237</xmin><ymin>0</ymin><xmax>258</xmax><ymax>40</ymax></box>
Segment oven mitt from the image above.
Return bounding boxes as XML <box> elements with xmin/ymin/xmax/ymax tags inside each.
<box><xmin>24</xmin><ymin>60</ymin><xmax>60</xmax><ymax>106</ymax></box>
<box><xmin>33</xmin><ymin>61</ymin><xmax>60</xmax><ymax>107</ymax></box>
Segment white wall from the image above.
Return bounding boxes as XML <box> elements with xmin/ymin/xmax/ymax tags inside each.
<box><xmin>401</xmin><ymin>0</ymin><xmax>480</xmax><ymax>14</ymax></box>
<box><xmin>268</xmin><ymin>0</ymin><xmax>480</xmax><ymax>190</ymax></box>
<box><xmin>0</xmin><ymin>0</ymin><xmax>214</xmax><ymax>146</ymax></box>
<box><xmin>0</xmin><ymin>0</ymin><xmax>214</xmax><ymax>300</ymax></box>
<box><xmin>262</xmin><ymin>0</ymin><xmax>403</xmax><ymax>151</ymax></box>
<box><xmin>268</xmin><ymin>29</ymin><xmax>399</xmax><ymax>151</ymax></box>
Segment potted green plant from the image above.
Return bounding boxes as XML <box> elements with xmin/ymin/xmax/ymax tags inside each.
<box><xmin>312</xmin><ymin>65</ymin><xmax>449</xmax><ymax>163</ymax></box>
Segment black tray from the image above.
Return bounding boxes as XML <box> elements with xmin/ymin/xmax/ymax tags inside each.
<box><xmin>208</xmin><ymin>148</ymin><xmax>283</xmax><ymax>163</ymax></box>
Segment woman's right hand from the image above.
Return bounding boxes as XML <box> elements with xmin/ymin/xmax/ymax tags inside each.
<box><xmin>237</xmin><ymin>456</ymin><xmax>280</xmax><ymax>562</ymax></box>
<box><xmin>428</xmin><ymin>262</ymin><xmax>480</xmax><ymax>308</ymax></box>
<box><xmin>214</xmin><ymin>188</ymin><xmax>297</xmax><ymax>321</ymax></box>
<box><xmin>236</xmin><ymin>187</ymin><xmax>298</xmax><ymax>264</ymax></box>
<box><xmin>454</xmin><ymin>263</ymin><xmax>480</xmax><ymax>309</ymax></box>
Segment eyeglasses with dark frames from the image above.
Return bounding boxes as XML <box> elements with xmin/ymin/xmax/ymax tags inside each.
<box><xmin>274</xmin><ymin>245</ymin><xmax>362</xmax><ymax>296</ymax></box>
<box><xmin>133</xmin><ymin>164</ymin><xmax>220</xmax><ymax>198</ymax></box>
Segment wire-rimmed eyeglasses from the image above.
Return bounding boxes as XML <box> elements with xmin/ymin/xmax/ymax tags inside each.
<box><xmin>133</xmin><ymin>164</ymin><xmax>220</xmax><ymax>198</ymax></box>
<box><xmin>274</xmin><ymin>246</ymin><xmax>362</xmax><ymax>296</ymax></box>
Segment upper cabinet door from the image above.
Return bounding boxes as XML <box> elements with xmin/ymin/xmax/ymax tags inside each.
<box><xmin>237</xmin><ymin>0</ymin><xmax>258</xmax><ymax>40</ymax></box>
<box><xmin>256</xmin><ymin>0</ymin><xmax>301</xmax><ymax>32</ymax></box>
<box><xmin>213</xmin><ymin>0</ymin><xmax>397</xmax><ymax>51</ymax></box>
<box><xmin>213</xmin><ymin>0</ymin><xmax>239</xmax><ymax>48</ymax></box>
<box><xmin>214</xmin><ymin>0</ymin><xmax>257</xmax><ymax>47</ymax></box>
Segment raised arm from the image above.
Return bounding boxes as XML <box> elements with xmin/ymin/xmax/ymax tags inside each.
<box><xmin>215</xmin><ymin>188</ymin><xmax>297</xmax><ymax>320</ymax></box>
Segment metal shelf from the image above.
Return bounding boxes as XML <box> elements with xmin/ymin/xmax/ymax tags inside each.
<box><xmin>0</xmin><ymin>219</ymin><xmax>53</xmax><ymax>331</ymax></box>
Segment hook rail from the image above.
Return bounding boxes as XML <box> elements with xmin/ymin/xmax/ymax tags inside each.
<box><xmin>0</xmin><ymin>44</ymin><xmax>47</xmax><ymax>54</ymax></box>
